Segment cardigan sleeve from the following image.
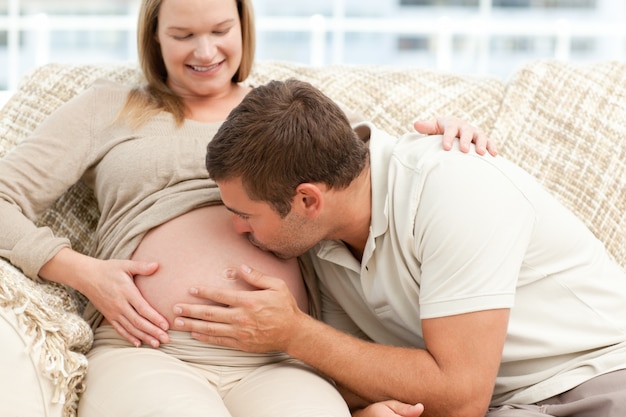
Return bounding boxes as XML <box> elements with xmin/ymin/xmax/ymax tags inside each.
<box><xmin>0</xmin><ymin>84</ymin><xmax>102</xmax><ymax>280</ymax></box>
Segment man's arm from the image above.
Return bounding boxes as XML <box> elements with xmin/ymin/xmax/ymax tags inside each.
<box><xmin>173</xmin><ymin>269</ymin><xmax>509</xmax><ymax>417</ymax></box>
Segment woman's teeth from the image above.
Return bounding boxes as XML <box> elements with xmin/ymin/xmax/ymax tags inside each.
<box><xmin>190</xmin><ymin>64</ymin><xmax>217</xmax><ymax>72</ymax></box>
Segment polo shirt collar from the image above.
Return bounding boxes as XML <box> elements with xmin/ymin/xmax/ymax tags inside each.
<box><xmin>353</xmin><ymin>122</ymin><xmax>396</xmax><ymax>240</ymax></box>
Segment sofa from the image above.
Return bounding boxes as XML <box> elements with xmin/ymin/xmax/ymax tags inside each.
<box><xmin>0</xmin><ymin>59</ymin><xmax>624</xmax><ymax>416</ymax></box>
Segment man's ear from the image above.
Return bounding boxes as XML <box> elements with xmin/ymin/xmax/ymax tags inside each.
<box><xmin>294</xmin><ymin>183</ymin><xmax>323</xmax><ymax>218</ymax></box>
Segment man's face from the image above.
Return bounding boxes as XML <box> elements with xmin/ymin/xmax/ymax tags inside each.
<box><xmin>217</xmin><ymin>177</ymin><xmax>319</xmax><ymax>260</ymax></box>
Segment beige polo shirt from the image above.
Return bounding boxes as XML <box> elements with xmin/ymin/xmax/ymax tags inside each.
<box><xmin>308</xmin><ymin>122</ymin><xmax>626</xmax><ymax>406</ymax></box>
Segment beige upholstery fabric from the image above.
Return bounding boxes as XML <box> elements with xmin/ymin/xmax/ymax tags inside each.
<box><xmin>0</xmin><ymin>60</ymin><xmax>623</xmax><ymax>416</ymax></box>
<box><xmin>492</xmin><ymin>60</ymin><xmax>626</xmax><ymax>269</ymax></box>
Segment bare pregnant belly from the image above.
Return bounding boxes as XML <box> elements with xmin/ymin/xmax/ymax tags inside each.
<box><xmin>131</xmin><ymin>205</ymin><xmax>308</xmax><ymax>326</ymax></box>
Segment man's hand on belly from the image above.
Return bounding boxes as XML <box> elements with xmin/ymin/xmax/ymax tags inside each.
<box><xmin>172</xmin><ymin>264</ymin><xmax>305</xmax><ymax>353</ymax></box>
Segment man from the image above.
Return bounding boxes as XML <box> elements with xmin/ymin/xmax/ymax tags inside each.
<box><xmin>175</xmin><ymin>79</ymin><xmax>626</xmax><ymax>417</ymax></box>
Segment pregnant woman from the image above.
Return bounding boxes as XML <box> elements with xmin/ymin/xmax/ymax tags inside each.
<box><xmin>0</xmin><ymin>0</ymin><xmax>493</xmax><ymax>416</ymax></box>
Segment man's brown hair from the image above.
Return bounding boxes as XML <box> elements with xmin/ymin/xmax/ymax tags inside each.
<box><xmin>207</xmin><ymin>78</ymin><xmax>369</xmax><ymax>217</ymax></box>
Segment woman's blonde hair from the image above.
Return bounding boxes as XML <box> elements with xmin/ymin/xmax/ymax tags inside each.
<box><xmin>120</xmin><ymin>0</ymin><xmax>256</xmax><ymax>127</ymax></box>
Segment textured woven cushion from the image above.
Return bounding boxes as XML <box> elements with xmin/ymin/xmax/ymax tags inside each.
<box><xmin>492</xmin><ymin>60</ymin><xmax>626</xmax><ymax>270</ymax></box>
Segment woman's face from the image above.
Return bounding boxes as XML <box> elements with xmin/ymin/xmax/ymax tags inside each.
<box><xmin>156</xmin><ymin>0</ymin><xmax>243</xmax><ymax>101</ymax></box>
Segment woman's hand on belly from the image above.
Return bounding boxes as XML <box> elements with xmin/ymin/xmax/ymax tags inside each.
<box><xmin>50</xmin><ymin>250</ymin><xmax>172</xmax><ymax>348</ymax></box>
